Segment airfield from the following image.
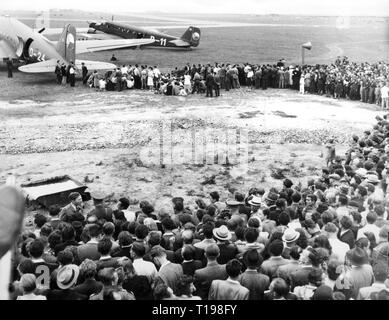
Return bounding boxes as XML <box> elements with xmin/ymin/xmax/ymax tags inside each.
<box><xmin>0</xmin><ymin>11</ymin><xmax>388</xmax><ymax>209</ymax></box>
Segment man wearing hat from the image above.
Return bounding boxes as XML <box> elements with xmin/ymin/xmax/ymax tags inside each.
<box><xmin>213</xmin><ymin>225</ymin><xmax>238</xmax><ymax>264</ymax></box>
<box><xmin>87</xmin><ymin>191</ymin><xmax>113</xmax><ymax>222</ymax></box>
<box><xmin>226</xmin><ymin>199</ymin><xmax>241</xmax><ymax>217</ymax></box>
<box><xmin>247</xmin><ymin>195</ymin><xmax>262</xmax><ymax>217</ymax></box>
<box><xmin>47</xmin><ymin>264</ymin><xmax>86</xmax><ymax>300</ymax></box>
<box><xmin>59</xmin><ymin>192</ymin><xmax>85</xmax><ymax>224</ymax></box>
<box><xmin>281</xmin><ymin>229</ymin><xmax>300</xmax><ymax>259</ymax></box>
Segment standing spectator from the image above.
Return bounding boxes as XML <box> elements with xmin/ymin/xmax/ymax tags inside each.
<box><xmin>239</xmin><ymin>249</ymin><xmax>270</xmax><ymax>300</ymax></box>
<box><xmin>208</xmin><ymin>259</ymin><xmax>249</xmax><ymax>300</ymax></box>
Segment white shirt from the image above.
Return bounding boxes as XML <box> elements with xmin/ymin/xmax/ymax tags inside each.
<box><xmin>184</xmin><ymin>75</ymin><xmax>191</xmax><ymax>85</ymax></box>
<box><xmin>154</xmin><ymin>68</ymin><xmax>161</xmax><ymax>78</ymax></box>
<box><xmin>357</xmin><ymin>223</ymin><xmax>380</xmax><ymax>243</ymax></box>
<box><xmin>133</xmin><ymin>258</ymin><xmax>158</xmax><ymax>283</ymax></box>
<box><xmin>288</xmin><ymin>220</ymin><xmax>302</xmax><ymax>230</ymax></box>
<box><xmin>381</xmin><ymin>85</ymin><xmax>389</xmax><ymax>99</ymax></box>
<box><xmin>329</xmin><ymin>237</ymin><xmax>350</xmax><ymax>262</ymax></box>
<box><xmin>123</xmin><ymin>209</ymin><xmax>136</xmax><ymax>223</ymax></box>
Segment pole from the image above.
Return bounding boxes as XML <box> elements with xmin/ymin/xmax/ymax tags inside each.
<box><xmin>301</xmin><ymin>47</ymin><xmax>305</xmax><ymax>66</ymax></box>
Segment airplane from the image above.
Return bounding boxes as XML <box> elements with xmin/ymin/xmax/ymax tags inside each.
<box><xmin>87</xmin><ymin>21</ymin><xmax>201</xmax><ymax>49</ymax></box>
<box><xmin>0</xmin><ymin>16</ymin><xmax>155</xmax><ymax>73</ymax></box>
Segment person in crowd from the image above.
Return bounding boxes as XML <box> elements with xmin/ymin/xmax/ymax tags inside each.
<box><xmin>208</xmin><ymin>259</ymin><xmax>249</xmax><ymax>300</ymax></box>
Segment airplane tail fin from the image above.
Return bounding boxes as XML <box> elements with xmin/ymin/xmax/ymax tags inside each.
<box><xmin>56</xmin><ymin>24</ymin><xmax>76</xmax><ymax>63</ymax></box>
<box><xmin>180</xmin><ymin>26</ymin><xmax>201</xmax><ymax>47</ymax></box>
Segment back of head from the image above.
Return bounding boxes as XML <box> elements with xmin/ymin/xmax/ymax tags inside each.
<box><xmin>98</xmin><ymin>267</ymin><xmax>115</xmax><ymax>286</ymax></box>
<box><xmin>244</xmin><ymin>249</ymin><xmax>263</xmax><ymax>269</ymax></box>
<box><xmin>205</xmin><ymin>243</ymin><xmax>220</xmax><ymax>259</ymax></box>
<box><xmin>244</xmin><ymin>228</ymin><xmax>259</xmax><ymax>243</ymax></box>
<box><xmin>271</xmin><ymin>278</ymin><xmax>289</xmax><ymax>298</ymax></box>
<box><xmin>308</xmin><ymin>268</ymin><xmax>323</xmax><ymax>286</ymax></box>
<box><xmin>269</xmin><ymin>239</ymin><xmax>284</xmax><ymax>257</ymax></box>
<box><xmin>182</xmin><ymin>245</ymin><xmax>196</xmax><ymax>261</ymax></box>
<box><xmin>182</xmin><ymin>230</ymin><xmax>194</xmax><ymax>244</ymax></box>
<box><xmin>79</xmin><ymin>259</ymin><xmax>97</xmax><ymax>279</ymax></box>
<box><xmin>28</xmin><ymin>239</ymin><xmax>44</xmax><ymax>259</ymax></box>
<box><xmin>98</xmin><ymin>238</ymin><xmax>113</xmax><ymax>255</ymax></box>
<box><xmin>131</xmin><ymin>242</ymin><xmax>146</xmax><ymax>258</ymax></box>
<box><xmin>20</xmin><ymin>274</ymin><xmax>37</xmax><ymax>293</ymax></box>
<box><xmin>119</xmin><ymin>198</ymin><xmax>130</xmax><ymax>210</ymax></box>
<box><xmin>118</xmin><ymin>231</ymin><xmax>132</xmax><ymax>247</ymax></box>
<box><xmin>103</xmin><ymin>222</ymin><xmax>115</xmax><ymax>236</ymax></box>
<box><xmin>88</xmin><ymin>224</ymin><xmax>102</xmax><ymax>238</ymax></box>
<box><xmin>202</xmin><ymin>222</ymin><xmax>214</xmax><ymax>239</ymax></box>
<box><xmin>226</xmin><ymin>259</ymin><xmax>242</xmax><ymax>278</ymax></box>
<box><xmin>373</xmin><ymin>262</ymin><xmax>389</xmax><ymax>282</ymax></box>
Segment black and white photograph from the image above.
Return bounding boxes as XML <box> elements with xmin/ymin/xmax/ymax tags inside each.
<box><xmin>0</xmin><ymin>0</ymin><xmax>389</xmax><ymax>307</ymax></box>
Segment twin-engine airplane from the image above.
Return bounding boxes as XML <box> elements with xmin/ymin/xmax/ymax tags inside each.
<box><xmin>87</xmin><ymin>21</ymin><xmax>201</xmax><ymax>49</ymax></box>
<box><xmin>0</xmin><ymin>16</ymin><xmax>155</xmax><ymax>73</ymax></box>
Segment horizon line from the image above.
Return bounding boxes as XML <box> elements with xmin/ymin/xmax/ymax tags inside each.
<box><xmin>0</xmin><ymin>9</ymin><xmax>388</xmax><ymax>18</ymax></box>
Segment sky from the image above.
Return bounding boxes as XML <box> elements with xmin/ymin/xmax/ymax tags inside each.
<box><xmin>1</xmin><ymin>0</ymin><xmax>389</xmax><ymax>16</ymax></box>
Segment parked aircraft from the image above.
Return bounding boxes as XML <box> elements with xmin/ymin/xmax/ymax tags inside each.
<box><xmin>87</xmin><ymin>21</ymin><xmax>201</xmax><ymax>49</ymax></box>
<box><xmin>0</xmin><ymin>16</ymin><xmax>155</xmax><ymax>73</ymax></box>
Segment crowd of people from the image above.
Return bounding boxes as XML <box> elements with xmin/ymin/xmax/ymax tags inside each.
<box><xmin>55</xmin><ymin>56</ymin><xmax>389</xmax><ymax>108</ymax></box>
<box><xmin>6</xmin><ymin>112</ymin><xmax>389</xmax><ymax>300</ymax></box>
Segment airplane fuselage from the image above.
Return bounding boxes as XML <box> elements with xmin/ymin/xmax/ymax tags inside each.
<box><xmin>0</xmin><ymin>16</ymin><xmax>64</xmax><ymax>64</ymax></box>
<box><xmin>89</xmin><ymin>22</ymin><xmax>193</xmax><ymax>48</ymax></box>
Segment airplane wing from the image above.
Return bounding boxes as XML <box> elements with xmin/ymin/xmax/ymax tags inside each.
<box><xmin>77</xmin><ymin>32</ymin><xmax>123</xmax><ymax>41</ymax></box>
<box><xmin>76</xmin><ymin>38</ymin><xmax>155</xmax><ymax>54</ymax></box>
<box><xmin>18</xmin><ymin>59</ymin><xmax>58</xmax><ymax>73</ymax></box>
<box><xmin>75</xmin><ymin>59</ymin><xmax>117</xmax><ymax>71</ymax></box>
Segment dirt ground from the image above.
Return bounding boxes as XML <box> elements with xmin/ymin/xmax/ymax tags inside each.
<box><xmin>0</xmin><ymin>74</ymin><xmax>385</xmax><ymax>212</ymax></box>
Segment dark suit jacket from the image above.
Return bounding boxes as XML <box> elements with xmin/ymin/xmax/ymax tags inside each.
<box><xmin>290</xmin><ymin>266</ymin><xmax>316</xmax><ymax>290</ymax></box>
<box><xmin>264</xmin><ymin>291</ymin><xmax>297</xmax><ymax>300</ymax></box>
<box><xmin>60</xmin><ymin>204</ymin><xmax>85</xmax><ymax>224</ymax></box>
<box><xmin>47</xmin><ymin>289</ymin><xmax>86</xmax><ymax>300</ymax></box>
<box><xmin>194</xmin><ymin>261</ymin><xmax>227</xmax><ymax>300</ymax></box>
<box><xmin>338</xmin><ymin>229</ymin><xmax>355</xmax><ymax>249</ymax></box>
<box><xmin>95</xmin><ymin>257</ymin><xmax>120</xmax><ymax>272</ymax></box>
<box><xmin>123</xmin><ymin>275</ymin><xmax>153</xmax><ymax>300</ymax></box>
<box><xmin>73</xmin><ymin>279</ymin><xmax>103</xmax><ymax>298</ymax></box>
<box><xmin>88</xmin><ymin>205</ymin><xmax>113</xmax><ymax>222</ymax></box>
<box><xmin>174</xmin><ymin>245</ymin><xmax>204</xmax><ymax>264</ymax></box>
<box><xmin>217</xmin><ymin>243</ymin><xmax>238</xmax><ymax>265</ymax></box>
<box><xmin>77</xmin><ymin>241</ymin><xmax>101</xmax><ymax>262</ymax></box>
<box><xmin>54</xmin><ymin>240</ymin><xmax>79</xmax><ymax>256</ymax></box>
<box><xmin>111</xmin><ymin>246</ymin><xmax>132</xmax><ymax>259</ymax></box>
<box><xmin>182</xmin><ymin>260</ymin><xmax>203</xmax><ymax>276</ymax></box>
